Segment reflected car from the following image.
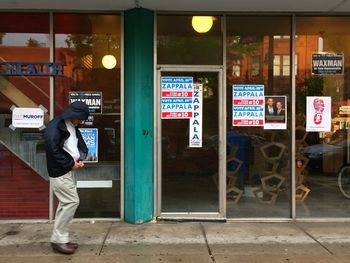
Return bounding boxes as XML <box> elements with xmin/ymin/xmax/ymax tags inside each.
<box><xmin>303</xmin><ymin>140</ymin><xmax>347</xmax><ymax>159</ymax></box>
<box><xmin>303</xmin><ymin>129</ymin><xmax>349</xmax><ymax>172</ymax></box>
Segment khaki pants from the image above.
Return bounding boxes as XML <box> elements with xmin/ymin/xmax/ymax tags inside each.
<box><xmin>50</xmin><ymin>171</ymin><xmax>79</xmax><ymax>244</ymax></box>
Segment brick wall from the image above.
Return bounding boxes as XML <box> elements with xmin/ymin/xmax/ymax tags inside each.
<box><xmin>0</xmin><ymin>145</ymin><xmax>49</xmax><ymax>219</ymax></box>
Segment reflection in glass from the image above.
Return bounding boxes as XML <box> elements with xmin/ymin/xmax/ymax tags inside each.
<box><xmin>157</xmin><ymin>15</ymin><xmax>222</xmax><ymax>65</ymax></box>
<box><xmin>54</xmin><ymin>14</ymin><xmax>121</xmax><ymax>218</ymax></box>
<box><xmin>296</xmin><ymin>17</ymin><xmax>350</xmax><ymax>218</ymax></box>
<box><xmin>0</xmin><ymin>13</ymin><xmax>50</xmax><ymax>219</ymax></box>
<box><xmin>226</xmin><ymin>16</ymin><xmax>291</xmax><ymax>218</ymax></box>
<box><xmin>161</xmin><ymin>72</ymin><xmax>219</xmax><ymax>213</ymax></box>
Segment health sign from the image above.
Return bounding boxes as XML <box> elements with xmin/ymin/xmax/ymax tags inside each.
<box><xmin>161</xmin><ymin>77</ymin><xmax>193</xmax><ymax>119</ymax></box>
<box><xmin>232</xmin><ymin>85</ymin><xmax>264</xmax><ymax>126</ymax></box>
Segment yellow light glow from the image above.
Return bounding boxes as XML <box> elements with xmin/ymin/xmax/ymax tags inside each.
<box><xmin>191</xmin><ymin>16</ymin><xmax>213</xmax><ymax>33</ymax></box>
<box><xmin>102</xmin><ymin>55</ymin><xmax>117</xmax><ymax>69</ymax></box>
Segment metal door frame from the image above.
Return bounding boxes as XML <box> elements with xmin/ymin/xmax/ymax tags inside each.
<box><xmin>155</xmin><ymin>65</ymin><xmax>226</xmax><ymax>220</ymax></box>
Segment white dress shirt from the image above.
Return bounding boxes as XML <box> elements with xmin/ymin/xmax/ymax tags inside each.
<box><xmin>63</xmin><ymin>120</ymin><xmax>80</xmax><ymax>162</ymax></box>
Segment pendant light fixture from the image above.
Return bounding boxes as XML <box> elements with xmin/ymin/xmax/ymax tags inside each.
<box><xmin>102</xmin><ymin>34</ymin><xmax>117</xmax><ymax>69</ymax></box>
<box><xmin>191</xmin><ymin>16</ymin><xmax>213</xmax><ymax>33</ymax></box>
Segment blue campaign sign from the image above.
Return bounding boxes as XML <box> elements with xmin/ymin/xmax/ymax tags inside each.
<box><xmin>233</xmin><ymin>106</ymin><xmax>264</xmax><ymax>111</ymax></box>
<box><xmin>232</xmin><ymin>85</ymin><xmax>264</xmax><ymax>98</ymax></box>
<box><xmin>161</xmin><ymin>77</ymin><xmax>193</xmax><ymax>90</ymax></box>
<box><xmin>161</xmin><ymin>98</ymin><xmax>192</xmax><ymax>103</ymax></box>
<box><xmin>232</xmin><ymin>84</ymin><xmax>265</xmax><ymax>126</ymax></box>
<box><xmin>161</xmin><ymin>77</ymin><xmax>193</xmax><ymax>84</ymax></box>
<box><xmin>232</xmin><ymin>85</ymin><xmax>264</xmax><ymax>91</ymax></box>
<box><xmin>161</xmin><ymin>76</ymin><xmax>194</xmax><ymax>119</ymax></box>
<box><xmin>79</xmin><ymin>128</ymin><xmax>98</xmax><ymax>163</ymax></box>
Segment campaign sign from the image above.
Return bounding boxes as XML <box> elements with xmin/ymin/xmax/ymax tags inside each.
<box><xmin>69</xmin><ymin>92</ymin><xmax>102</xmax><ymax>114</ymax></box>
<box><xmin>306</xmin><ymin>96</ymin><xmax>331</xmax><ymax>132</ymax></box>
<box><xmin>264</xmin><ymin>95</ymin><xmax>287</xmax><ymax>130</ymax></box>
<box><xmin>79</xmin><ymin>128</ymin><xmax>98</xmax><ymax>163</ymax></box>
<box><xmin>312</xmin><ymin>53</ymin><xmax>344</xmax><ymax>75</ymax></box>
<box><xmin>12</xmin><ymin>107</ymin><xmax>44</xmax><ymax>128</ymax></box>
<box><xmin>189</xmin><ymin>84</ymin><xmax>202</xmax><ymax>148</ymax></box>
<box><xmin>161</xmin><ymin>77</ymin><xmax>193</xmax><ymax>119</ymax></box>
<box><xmin>232</xmin><ymin>85</ymin><xmax>264</xmax><ymax>126</ymax></box>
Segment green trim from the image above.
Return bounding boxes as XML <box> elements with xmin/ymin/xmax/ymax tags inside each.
<box><xmin>124</xmin><ymin>8</ymin><xmax>154</xmax><ymax>224</ymax></box>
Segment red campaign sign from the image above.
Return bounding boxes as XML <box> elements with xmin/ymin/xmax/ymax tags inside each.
<box><xmin>162</xmin><ymin>91</ymin><xmax>193</xmax><ymax>98</ymax></box>
<box><xmin>233</xmin><ymin>119</ymin><xmax>263</xmax><ymax>126</ymax></box>
<box><xmin>233</xmin><ymin>99</ymin><xmax>264</xmax><ymax>105</ymax></box>
<box><xmin>162</xmin><ymin>112</ymin><xmax>192</xmax><ymax>118</ymax></box>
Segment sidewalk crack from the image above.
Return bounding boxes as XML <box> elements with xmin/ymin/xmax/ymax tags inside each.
<box><xmin>98</xmin><ymin>222</ymin><xmax>114</xmax><ymax>256</ymax></box>
<box><xmin>200</xmin><ymin>223</ymin><xmax>216</xmax><ymax>263</ymax></box>
<box><xmin>295</xmin><ymin>223</ymin><xmax>333</xmax><ymax>255</ymax></box>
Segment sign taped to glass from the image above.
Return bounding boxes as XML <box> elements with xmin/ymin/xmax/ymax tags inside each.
<box><xmin>264</xmin><ymin>95</ymin><xmax>287</xmax><ymax>130</ymax></box>
<box><xmin>161</xmin><ymin>77</ymin><xmax>193</xmax><ymax>119</ymax></box>
<box><xmin>79</xmin><ymin>128</ymin><xmax>98</xmax><ymax>163</ymax></box>
<box><xmin>312</xmin><ymin>53</ymin><xmax>344</xmax><ymax>75</ymax></box>
<box><xmin>232</xmin><ymin>85</ymin><xmax>265</xmax><ymax>126</ymax></box>
<box><xmin>189</xmin><ymin>84</ymin><xmax>203</xmax><ymax>148</ymax></box>
<box><xmin>11</xmin><ymin>107</ymin><xmax>44</xmax><ymax>129</ymax></box>
<box><xmin>69</xmin><ymin>92</ymin><xmax>102</xmax><ymax>114</ymax></box>
<box><xmin>306</xmin><ymin>96</ymin><xmax>331</xmax><ymax>132</ymax></box>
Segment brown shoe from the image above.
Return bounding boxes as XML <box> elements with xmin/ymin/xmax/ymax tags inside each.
<box><xmin>67</xmin><ymin>242</ymin><xmax>78</xmax><ymax>250</ymax></box>
<box><xmin>51</xmin><ymin>242</ymin><xmax>75</xmax><ymax>254</ymax></box>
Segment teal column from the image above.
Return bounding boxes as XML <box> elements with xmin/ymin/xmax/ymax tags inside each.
<box><xmin>124</xmin><ymin>8</ymin><xmax>154</xmax><ymax>224</ymax></box>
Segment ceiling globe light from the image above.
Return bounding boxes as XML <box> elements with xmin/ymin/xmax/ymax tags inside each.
<box><xmin>102</xmin><ymin>54</ymin><xmax>116</xmax><ymax>69</ymax></box>
<box><xmin>192</xmin><ymin>16</ymin><xmax>213</xmax><ymax>33</ymax></box>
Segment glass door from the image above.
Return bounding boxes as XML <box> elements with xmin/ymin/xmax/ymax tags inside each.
<box><xmin>156</xmin><ymin>66</ymin><xmax>225</xmax><ymax>219</ymax></box>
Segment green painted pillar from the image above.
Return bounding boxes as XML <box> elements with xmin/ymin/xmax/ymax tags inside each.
<box><xmin>124</xmin><ymin>8</ymin><xmax>154</xmax><ymax>224</ymax></box>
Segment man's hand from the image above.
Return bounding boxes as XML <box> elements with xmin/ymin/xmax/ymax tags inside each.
<box><xmin>72</xmin><ymin>160</ymin><xmax>84</xmax><ymax>169</ymax></box>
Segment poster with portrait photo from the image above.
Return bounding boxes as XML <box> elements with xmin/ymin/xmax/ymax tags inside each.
<box><xmin>264</xmin><ymin>95</ymin><xmax>287</xmax><ymax>130</ymax></box>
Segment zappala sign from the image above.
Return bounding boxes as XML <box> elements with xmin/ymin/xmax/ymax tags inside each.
<box><xmin>0</xmin><ymin>62</ymin><xmax>64</xmax><ymax>76</ymax></box>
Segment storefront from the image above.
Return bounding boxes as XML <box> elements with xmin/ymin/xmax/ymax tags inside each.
<box><xmin>1</xmin><ymin>2</ymin><xmax>350</xmax><ymax>223</ymax></box>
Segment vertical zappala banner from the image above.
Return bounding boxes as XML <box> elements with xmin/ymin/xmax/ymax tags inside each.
<box><xmin>189</xmin><ymin>84</ymin><xmax>203</xmax><ymax>148</ymax></box>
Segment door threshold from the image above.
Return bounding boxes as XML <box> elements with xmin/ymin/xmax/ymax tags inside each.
<box><xmin>157</xmin><ymin>212</ymin><xmax>226</xmax><ymax>222</ymax></box>
<box><xmin>157</xmin><ymin>217</ymin><xmax>227</xmax><ymax>223</ymax></box>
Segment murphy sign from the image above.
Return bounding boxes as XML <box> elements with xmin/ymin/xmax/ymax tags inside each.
<box><xmin>0</xmin><ymin>62</ymin><xmax>64</xmax><ymax>76</ymax></box>
<box><xmin>312</xmin><ymin>53</ymin><xmax>344</xmax><ymax>75</ymax></box>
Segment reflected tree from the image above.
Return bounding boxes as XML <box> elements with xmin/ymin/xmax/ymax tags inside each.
<box><xmin>226</xmin><ymin>36</ymin><xmax>262</xmax><ymax>84</ymax></box>
<box><xmin>296</xmin><ymin>76</ymin><xmax>324</xmax><ymax>117</ymax></box>
<box><xmin>26</xmin><ymin>38</ymin><xmax>44</xmax><ymax>47</ymax></box>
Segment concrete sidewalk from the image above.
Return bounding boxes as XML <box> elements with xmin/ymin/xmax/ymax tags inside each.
<box><xmin>1</xmin><ymin>221</ymin><xmax>350</xmax><ymax>262</ymax></box>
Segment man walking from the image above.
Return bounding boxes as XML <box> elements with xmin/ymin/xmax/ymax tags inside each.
<box><xmin>44</xmin><ymin>101</ymin><xmax>89</xmax><ymax>254</ymax></box>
